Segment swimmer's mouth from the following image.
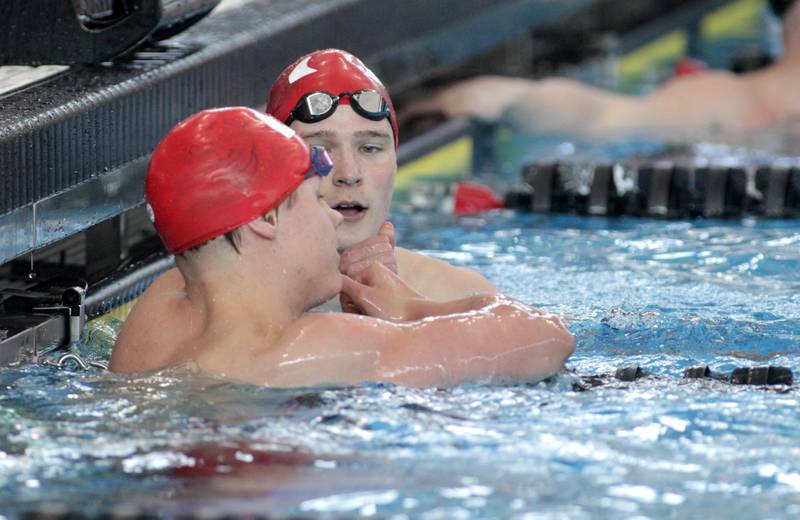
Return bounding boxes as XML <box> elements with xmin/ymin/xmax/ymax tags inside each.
<box><xmin>333</xmin><ymin>202</ymin><xmax>368</xmax><ymax>221</ymax></box>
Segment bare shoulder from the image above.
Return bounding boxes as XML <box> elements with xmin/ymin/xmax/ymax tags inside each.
<box><xmin>396</xmin><ymin>247</ymin><xmax>496</xmax><ymax>300</ymax></box>
<box><xmin>148</xmin><ymin>267</ymin><xmax>185</xmax><ymax>291</ymax></box>
<box><xmin>253</xmin><ymin>312</ymin><xmax>395</xmax><ymax>387</ymax></box>
<box><xmin>278</xmin><ymin>312</ymin><xmax>386</xmax><ymax>345</ymax></box>
<box><xmin>110</xmin><ymin>267</ymin><xmax>195</xmax><ymax>372</ymax></box>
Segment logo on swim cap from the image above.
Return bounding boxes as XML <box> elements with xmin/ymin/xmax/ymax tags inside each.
<box><xmin>288</xmin><ymin>56</ymin><xmax>318</xmax><ymax>84</ymax></box>
<box><xmin>145</xmin><ymin>107</ymin><xmax>313</xmax><ymax>254</ymax></box>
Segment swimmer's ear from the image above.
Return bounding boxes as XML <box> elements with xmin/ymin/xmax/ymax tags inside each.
<box><xmin>247</xmin><ymin>209</ymin><xmax>279</xmax><ymax>240</ymax></box>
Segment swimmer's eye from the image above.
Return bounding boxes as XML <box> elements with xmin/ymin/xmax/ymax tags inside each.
<box><xmin>360</xmin><ymin>144</ymin><xmax>384</xmax><ymax>155</ymax></box>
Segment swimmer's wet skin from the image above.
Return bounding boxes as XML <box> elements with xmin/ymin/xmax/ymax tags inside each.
<box><xmin>109</xmin><ymin>107</ymin><xmax>574</xmax><ymax>388</ymax></box>
<box><xmin>257</xmin><ymin>286</ymin><xmax>574</xmax><ymax>388</ymax></box>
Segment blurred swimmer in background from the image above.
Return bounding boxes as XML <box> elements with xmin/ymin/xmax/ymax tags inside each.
<box><xmin>404</xmin><ymin>0</ymin><xmax>800</xmax><ymax>153</ymax></box>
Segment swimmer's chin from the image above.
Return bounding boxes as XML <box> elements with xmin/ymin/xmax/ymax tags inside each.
<box><xmin>306</xmin><ymin>276</ymin><xmax>344</xmax><ymax>313</ymax></box>
<box><xmin>311</xmin><ymin>273</ymin><xmax>344</xmax><ymax>309</ymax></box>
<box><xmin>335</xmin><ymin>221</ymin><xmax>380</xmax><ymax>251</ymax></box>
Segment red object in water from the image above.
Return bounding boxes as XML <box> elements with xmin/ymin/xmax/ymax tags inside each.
<box><xmin>453</xmin><ymin>181</ymin><xmax>506</xmax><ymax>214</ymax></box>
<box><xmin>173</xmin><ymin>443</ymin><xmax>315</xmax><ymax>478</ymax></box>
<box><xmin>674</xmin><ymin>57</ymin><xmax>709</xmax><ymax>77</ymax></box>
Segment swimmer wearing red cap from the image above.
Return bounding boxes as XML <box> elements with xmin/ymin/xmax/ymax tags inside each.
<box><xmin>124</xmin><ymin>49</ymin><xmax>498</xmax><ymax>346</ymax></box>
<box><xmin>268</xmin><ymin>49</ymin><xmax>496</xmax><ymax>302</ymax></box>
<box><xmin>111</xmin><ymin>107</ymin><xmax>573</xmax><ymax>386</ymax></box>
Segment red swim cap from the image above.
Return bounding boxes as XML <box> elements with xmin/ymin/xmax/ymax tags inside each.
<box><xmin>146</xmin><ymin>107</ymin><xmax>312</xmax><ymax>254</ymax></box>
<box><xmin>267</xmin><ymin>49</ymin><xmax>398</xmax><ymax>147</ymax></box>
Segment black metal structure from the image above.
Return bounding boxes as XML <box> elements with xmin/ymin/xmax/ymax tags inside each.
<box><xmin>0</xmin><ymin>0</ymin><xmax>220</xmax><ymax>65</ymax></box>
<box><xmin>0</xmin><ymin>0</ymin><xmax>603</xmax><ymax>267</ymax></box>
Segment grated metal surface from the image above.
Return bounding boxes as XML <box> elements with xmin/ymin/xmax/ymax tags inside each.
<box><xmin>0</xmin><ymin>0</ymin><xmax>600</xmax><ymax>217</ymax></box>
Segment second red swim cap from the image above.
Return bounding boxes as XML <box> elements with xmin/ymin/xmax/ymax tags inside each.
<box><xmin>146</xmin><ymin>107</ymin><xmax>312</xmax><ymax>254</ymax></box>
<box><xmin>267</xmin><ymin>49</ymin><xmax>398</xmax><ymax>147</ymax></box>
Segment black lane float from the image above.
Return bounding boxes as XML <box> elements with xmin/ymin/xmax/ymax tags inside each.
<box><xmin>572</xmin><ymin>364</ymin><xmax>795</xmax><ymax>392</ymax></box>
<box><xmin>505</xmin><ymin>160</ymin><xmax>800</xmax><ymax>219</ymax></box>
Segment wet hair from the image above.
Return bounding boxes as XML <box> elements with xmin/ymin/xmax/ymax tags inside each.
<box><xmin>769</xmin><ymin>0</ymin><xmax>795</xmax><ymax>18</ymax></box>
<box><xmin>223</xmin><ymin>230</ymin><xmax>242</xmax><ymax>254</ymax></box>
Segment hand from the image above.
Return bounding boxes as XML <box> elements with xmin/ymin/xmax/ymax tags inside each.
<box><xmin>339</xmin><ymin>262</ymin><xmax>423</xmax><ymax>322</ymax></box>
<box><xmin>400</xmin><ymin>76</ymin><xmax>518</xmax><ymax>125</ymax></box>
<box><xmin>339</xmin><ymin>221</ymin><xmax>397</xmax><ymax>278</ymax></box>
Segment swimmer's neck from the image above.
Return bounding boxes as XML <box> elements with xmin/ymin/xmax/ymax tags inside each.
<box><xmin>178</xmin><ymin>261</ymin><xmax>305</xmax><ymax>338</ymax></box>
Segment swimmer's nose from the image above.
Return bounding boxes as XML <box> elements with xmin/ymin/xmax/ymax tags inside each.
<box><xmin>331</xmin><ymin>151</ymin><xmax>362</xmax><ymax>187</ymax></box>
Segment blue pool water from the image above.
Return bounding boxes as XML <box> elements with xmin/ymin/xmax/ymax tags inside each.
<box><xmin>1</xmin><ymin>212</ymin><xmax>799</xmax><ymax>518</ymax></box>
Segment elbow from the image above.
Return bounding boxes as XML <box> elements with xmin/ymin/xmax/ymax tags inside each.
<box><xmin>504</xmin><ymin>311</ymin><xmax>575</xmax><ymax>382</ymax></box>
<box><xmin>550</xmin><ymin>315</ymin><xmax>576</xmax><ymax>363</ymax></box>
<box><xmin>538</xmin><ymin>323</ymin><xmax>575</xmax><ymax>381</ymax></box>
<box><xmin>527</xmin><ymin>315</ymin><xmax>574</xmax><ymax>381</ymax></box>
<box><xmin>560</xmin><ymin>328</ymin><xmax>576</xmax><ymax>363</ymax></box>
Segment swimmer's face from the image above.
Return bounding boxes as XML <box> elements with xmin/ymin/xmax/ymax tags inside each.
<box><xmin>281</xmin><ymin>177</ymin><xmax>344</xmax><ymax>305</ymax></box>
<box><xmin>291</xmin><ymin>105</ymin><xmax>397</xmax><ymax>250</ymax></box>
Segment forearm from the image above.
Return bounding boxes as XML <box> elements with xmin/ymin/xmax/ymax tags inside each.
<box><xmin>502</xmin><ymin>78</ymin><xmax>637</xmax><ymax>137</ymax></box>
<box><xmin>382</xmin><ymin>299</ymin><xmax>575</xmax><ymax>387</ymax></box>
<box><xmin>404</xmin><ymin>293</ymin><xmax>497</xmax><ymax>321</ymax></box>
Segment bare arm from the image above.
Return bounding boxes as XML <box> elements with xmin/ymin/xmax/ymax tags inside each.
<box><xmin>340</xmin><ymin>264</ymin><xmax>495</xmax><ymax>321</ymax></box>
<box><xmin>404</xmin><ymin>73</ymin><xmax>755</xmax><ymax>143</ymax></box>
<box><xmin>402</xmin><ymin>75</ymin><xmax>630</xmax><ymax>135</ymax></box>
<box><xmin>259</xmin><ymin>296</ymin><xmax>574</xmax><ymax>389</ymax></box>
<box><xmin>257</xmin><ymin>262</ymin><xmax>573</xmax><ymax>388</ymax></box>
<box><xmin>381</xmin><ymin>296</ymin><xmax>575</xmax><ymax>387</ymax></box>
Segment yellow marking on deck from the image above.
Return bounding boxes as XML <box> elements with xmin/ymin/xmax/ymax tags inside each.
<box><xmin>395</xmin><ymin>136</ymin><xmax>473</xmax><ymax>190</ymax></box>
<box><xmin>620</xmin><ymin>30</ymin><xmax>688</xmax><ymax>82</ymax></box>
<box><xmin>702</xmin><ymin>0</ymin><xmax>763</xmax><ymax>39</ymax></box>
<box><xmin>91</xmin><ymin>299</ymin><xmax>138</xmax><ymax>325</ymax></box>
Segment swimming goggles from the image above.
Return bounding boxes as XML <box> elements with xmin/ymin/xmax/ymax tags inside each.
<box><xmin>286</xmin><ymin>89</ymin><xmax>390</xmax><ymax>125</ymax></box>
<box><xmin>305</xmin><ymin>146</ymin><xmax>334</xmax><ymax>179</ymax></box>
